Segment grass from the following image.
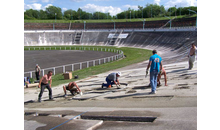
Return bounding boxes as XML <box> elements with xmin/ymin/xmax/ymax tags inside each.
<box><xmin>24</xmin><ymin>46</ymin><xmax>152</xmax><ymax>87</ymax></box>
<box><xmin>24</xmin><ymin>14</ymin><xmax>197</xmax><ymax>23</ymax></box>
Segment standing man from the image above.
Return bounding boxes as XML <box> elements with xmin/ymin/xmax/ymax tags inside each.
<box><xmin>146</xmin><ymin>50</ymin><xmax>162</xmax><ymax>94</ymax></box>
<box><xmin>35</xmin><ymin>64</ymin><xmax>41</xmax><ymax>80</ymax></box>
<box><xmin>188</xmin><ymin>43</ymin><xmax>197</xmax><ymax>70</ymax></box>
<box><xmin>38</xmin><ymin>71</ymin><xmax>53</xmax><ymax>102</ymax></box>
<box><xmin>102</xmin><ymin>72</ymin><xmax>121</xmax><ymax>88</ymax></box>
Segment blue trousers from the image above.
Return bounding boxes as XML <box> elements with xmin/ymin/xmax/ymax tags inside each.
<box><xmin>150</xmin><ymin>70</ymin><xmax>158</xmax><ymax>92</ymax></box>
<box><xmin>103</xmin><ymin>77</ymin><xmax>115</xmax><ymax>87</ymax></box>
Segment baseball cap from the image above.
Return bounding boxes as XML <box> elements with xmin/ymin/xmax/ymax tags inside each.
<box><xmin>117</xmin><ymin>72</ymin><xmax>121</xmax><ymax>76</ymax></box>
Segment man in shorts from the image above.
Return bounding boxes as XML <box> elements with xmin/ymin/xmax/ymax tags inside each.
<box><xmin>63</xmin><ymin>81</ymin><xmax>81</xmax><ymax>97</ymax></box>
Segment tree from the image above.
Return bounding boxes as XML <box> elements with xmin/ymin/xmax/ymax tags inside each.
<box><xmin>144</xmin><ymin>4</ymin><xmax>163</xmax><ymax>18</ymax></box>
<box><xmin>64</xmin><ymin>9</ymin><xmax>77</xmax><ymax>20</ymax></box>
<box><xmin>39</xmin><ymin>10</ymin><xmax>47</xmax><ymax>19</ymax></box>
<box><xmin>77</xmin><ymin>8</ymin><xmax>82</xmax><ymax>20</ymax></box>
<box><xmin>138</xmin><ymin>5</ymin><xmax>143</xmax><ymax>18</ymax></box>
<box><xmin>176</xmin><ymin>6</ymin><xmax>197</xmax><ymax>16</ymax></box>
<box><xmin>24</xmin><ymin>9</ymin><xmax>39</xmax><ymax>19</ymax></box>
<box><xmin>116</xmin><ymin>11</ymin><xmax>126</xmax><ymax>19</ymax></box>
<box><xmin>45</xmin><ymin>5</ymin><xmax>62</xmax><ymax>19</ymax></box>
<box><xmin>24</xmin><ymin>5</ymin><xmax>197</xmax><ymax>21</ymax></box>
<box><xmin>168</xmin><ymin>7</ymin><xmax>176</xmax><ymax>16</ymax></box>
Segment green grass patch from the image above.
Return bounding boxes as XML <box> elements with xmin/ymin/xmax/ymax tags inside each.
<box><xmin>24</xmin><ymin>46</ymin><xmax>151</xmax><ymax>87</ymax></box>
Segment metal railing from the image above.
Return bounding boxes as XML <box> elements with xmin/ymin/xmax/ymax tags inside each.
<box><xmin>24</xmin><ymin>46</ymin><xmax>124</xmax><ymax>79</ymax></box>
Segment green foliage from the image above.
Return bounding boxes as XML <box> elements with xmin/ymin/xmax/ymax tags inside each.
<box><xmin>46</xmin><ymin>5</ymin><xmax>62</xmax><ymax>19</ymax></box>
<box><xmin>24</xmin><ymin>5</ymin><xmax>197</xmax><ymax>20</ymax></box>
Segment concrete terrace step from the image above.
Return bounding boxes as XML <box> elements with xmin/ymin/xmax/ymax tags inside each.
<box><xmin>24</xmin><ymin>115</ymin><xmax>103</xmax><ymax>130</ymax></box>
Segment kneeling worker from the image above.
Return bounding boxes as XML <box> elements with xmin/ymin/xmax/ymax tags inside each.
<box><xmin>102</xmin><ymin>72</ymin><xmax>121</xmax><ymax>88</ymax></box>
<box><xmin>63</xmin><ymin>81</ymin><xmax>81</xmax><ymax>97</ymax></box>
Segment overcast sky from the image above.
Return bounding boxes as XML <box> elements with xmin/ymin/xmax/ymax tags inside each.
<box><xmin>24</xmin><ymin>0</ymin><xmax>197</xmax><ymax>16</ymax></box>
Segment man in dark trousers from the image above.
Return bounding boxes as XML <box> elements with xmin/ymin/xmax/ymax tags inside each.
<box><xmin>38</xmin><ymin>71</ymin><xmax>53</xmax><ymax>102</ymax></box>
<box><xmin>35</xmin><ymin>64</ymin><xmax>41</xmax><ymax>80</ymax></box>
<box><xmin>102</xmin><ymin>72</ymin><xmax>121</xmax><ymax>88</ymax></box>
<box><xmin>146</xmin><ymin>50</ymin><xmax>163</xmax><ymax>94</ymax></box>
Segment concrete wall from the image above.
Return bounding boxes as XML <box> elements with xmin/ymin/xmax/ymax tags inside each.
<box><xmin>24</xmin><ymin>30</ymin><xmax>197</xmax><ymax>47</ymax></box>
<box><xmin>24</xmin><ymin>29</ymin><xmax>197</xmax><ymax>64</ymax></box>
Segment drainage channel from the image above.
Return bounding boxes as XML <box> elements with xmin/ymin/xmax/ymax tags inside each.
<box><xmin>24</xmin><ymin>112</ymin><xmax>157</xmax><ymax>122</ymax></box>
<box><xmin>81</xmin><ymin>115</ymin><xmax>157</xmax><ymax>122</ymax></box>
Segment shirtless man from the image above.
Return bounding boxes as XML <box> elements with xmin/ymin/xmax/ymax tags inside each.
<box><xmin>188</xmin><ymin>43</ymin><xmax>197</xmax><ymax>70</ymax></box>
<box><xmin>157</xmin><ymin>67</ymin><xmax>168</xmax><ymax>86</ymax></box>
<box><xmin>63</xmin><ymin>81</ymin><xmax>81</xmax><ymax>97</ymax></box>
<box><xmin>38</xmin><ymin>71</ymin><xmax>53</xmax><ymax>102</ymax></box>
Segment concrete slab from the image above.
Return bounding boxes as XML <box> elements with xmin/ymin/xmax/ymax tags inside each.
<box><xmin>24</xmin><ymin>120</ymin><xmax>46</xmax><ymax>130</ymax></box>
<box><xmin>24</xmin><ymin>115</ymin><xmax>103</xmax><ymax>130</ymax></box>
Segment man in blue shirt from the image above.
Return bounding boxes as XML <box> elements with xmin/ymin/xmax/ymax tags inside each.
<box><xmin>146</xmin><ymin>50</ymin><xmax>163</xmax><ymax>94</ymax></box>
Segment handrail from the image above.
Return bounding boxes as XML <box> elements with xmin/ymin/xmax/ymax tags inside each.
<box><xmin>24</xmin><ymin>46</ymin><xmax>124</xmax><ymax>78</ymax></box>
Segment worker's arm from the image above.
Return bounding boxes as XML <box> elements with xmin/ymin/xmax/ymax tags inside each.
<box><xmin>114</xmin><ymin>80</ymin><xmax>117</xmax><ymax>86</ymax></box>
<box><xmin>146</xmin><ymin>60</ymin><xmax>152</xmax><ymax>76</ymax></box>
<box><xmin>146</xmin><ymin>60</ymin><xmax>152</xmax><ymax>71</ymax></box>
<box><xmin>116</xmin><ymin>79</ymin><xmax>120</xmax><ymax>86</ymax></box>
<box><xmin>74</xmin><ymin>82</ymin><xmax>81</xmax><ymax>92</ymax></box>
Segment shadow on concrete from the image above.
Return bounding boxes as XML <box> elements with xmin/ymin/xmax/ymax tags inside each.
<box><xmin>105</xmin><ymin>93</ymin><xmax>150</xmax><ymax>99</ymax></box>
<box><xmin>132</xmin><ymin>85</ymin><xmax>151</xmax><ymax>90</ymax></box>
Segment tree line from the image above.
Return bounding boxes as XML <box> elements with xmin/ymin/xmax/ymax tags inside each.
<box><xmin>24</xmin><ymin>4</ymin><xmax>197</xmax><ymax>20</ymax></box>
<box><xmin>117</xmin><ymin>4</ymin><xmax>197</xmax><ymax>19</ymax></box>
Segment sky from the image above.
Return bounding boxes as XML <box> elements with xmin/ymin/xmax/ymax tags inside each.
<box><xmin>24</xmin><ymin>0</ymin><xmax>197</xmax><ymax>16</ymax></box>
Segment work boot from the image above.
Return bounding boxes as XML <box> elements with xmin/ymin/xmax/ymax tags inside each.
<box><xmin>38</xmin><ymin>97</ymin><xmax>41</xmax><ymax>102</ymax></box>
<box><xmin>149</xmin><ymin>91</ymin><xmax>156</xmax><ymax>94</ymax></box>
<box><xmin>49</xmin><ymin>97</ymin><xmax>54</xmax><ymax>100</ymax></box>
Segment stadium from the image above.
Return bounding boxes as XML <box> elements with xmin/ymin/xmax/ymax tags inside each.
<box><xmin>24</xmin><ymin>5</ymin><xmax>197</xmax><ymax>130</ymax></box>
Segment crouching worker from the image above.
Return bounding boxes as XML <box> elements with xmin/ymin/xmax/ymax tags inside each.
<box><xmin>157</xmin><ymin>67</ymin><xmax>168</xmax><ymax>86</ymax></box>
<box><xmin>63</xmin><ymin>81</ymin><xmax>81</xmax><ymax>97</ymax></box>
<box><xmin>102</xmin><ymin>72</ymin><xmax>121</xmax><ymax>88</ymax></box>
